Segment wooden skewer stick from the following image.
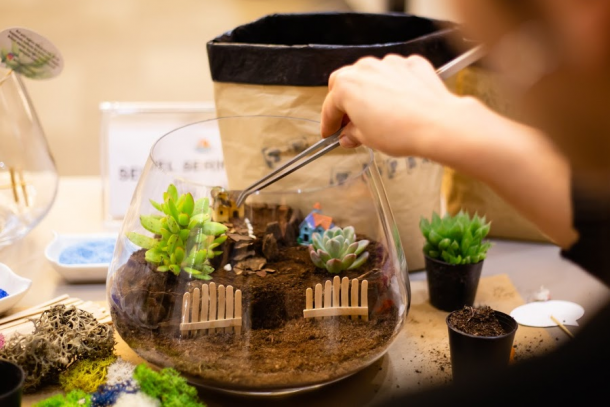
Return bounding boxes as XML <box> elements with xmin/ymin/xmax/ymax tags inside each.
<box><xmin>17</xmin><ymin>169</ymin><xmax>29</xmax><ymax>207</ymax></box>
<box><xmin>9</xmin><ymin>167</ymin><xmax>19</xmax><ymax>204</ymax></box>
<box><xmin>0</xmin><ymin>294</ymin><xmax>70</xmax><ymax>326</ymax></box>
<box><xmin>550</xmin><ymin>315</ymin><xmax>575</xmax><ymax>339</ymax></box>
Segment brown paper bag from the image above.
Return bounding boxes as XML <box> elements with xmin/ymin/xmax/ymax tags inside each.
<box><xmin>207</xmin><ymin>12</ymin><xmax>474</xmax><ymax>270</ymax></box>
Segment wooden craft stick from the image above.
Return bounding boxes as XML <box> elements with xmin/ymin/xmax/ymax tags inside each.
<box><xmin>0</xmin><ymin>294</ymin><xmax>70</xmax><ymax>326</ymax></box>
<box><xmin>17</xmin><ymin>169</ymin><xmax>29</xmax><ymax>207</ymax></box>
<box><xmin>9</xmin><ymin>167</ymin><xmax>19</xmax><ymax>204</ymax></box>
<box><xmin>550</xmin><ymin>315</ymin><xmax>575</xmax><ymax>339</ymax></box>
<box><xmin>0</xmin><ymin>300</ymin><xmax>85</xmax><ymax>331</ymax></box>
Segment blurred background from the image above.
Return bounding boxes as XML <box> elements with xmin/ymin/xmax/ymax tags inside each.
<box><xmin>0</xmin><ymin>0</ymin><xmax>457</xmax><ymax>176</ymax></box>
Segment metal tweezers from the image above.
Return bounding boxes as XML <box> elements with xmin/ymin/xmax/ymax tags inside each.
<box><xmin>235</xmin><ymin>44</ymin><xmax>487</xmax><ymax>207</ymax></box>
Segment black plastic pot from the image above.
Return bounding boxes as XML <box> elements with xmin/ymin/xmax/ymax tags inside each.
<box><xmin>0</xmin><ymin>360</ymin><xmax>25</xmax><ymax>407</ymax></box>
<box><xmin>425</xmin><ymin>255</ymin><xmax>483</xmax><ymax>312</ymax></box>
<box><xmin>447</xmin><ymin>310</ymin><xmax>518</xmax><ymax>384</ymax></box>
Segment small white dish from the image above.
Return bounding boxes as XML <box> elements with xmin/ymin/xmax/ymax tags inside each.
<box><xmin>0</xmin><ymin>263</ymin><xmax>32</xmax><ymax>315</ymax></box>
<box><xmin>44</xmin><ymin>232</ymin><xmax>118</xmax><ymax>283</ymax></box>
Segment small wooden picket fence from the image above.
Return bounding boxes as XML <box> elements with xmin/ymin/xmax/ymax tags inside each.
<box><xmin>304</xmin><ymin>276</ymin><xmax>369</xmax><ymax>320</ymax></box>
<box><xmin>180</xmin><ymin>283</ymin><xmax>242</xmax><ymax>337</ymax></box>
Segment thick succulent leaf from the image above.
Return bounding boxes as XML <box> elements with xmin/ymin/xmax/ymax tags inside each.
<box><xmin>441</xmin><ymin>251</ymin><xmax>452</xmax><ymax>263</ymax></box>
<box><xmin>202</xmin><ymin>221</ymin><xmax>228</xmax><ymax>236</ymax></box>
<box><xmin>167</xmin><ymin>234</ymin><xmax>178</xmax><ymax>253</ymax></box>
<box><xmin>127</xmin><ymin>232</ymin><xmax>158</xmax><ymax>249</ymax></box>
<box><xmin>169</xmin><ymin>264</ymin><xmax>181</xmax><ymax>275</ymax></box>
<box><xmin>178</xmin><ymin>213</ymin><xmax>190</xmax><ymax>226</ymax></box>
<box><xmin>428</xmin><ymin>230</ymin><xmax>443</xmax><ymax>246</ymax></box>
<box><xmin>150</xmin><ymin>199</ymin><xmax>164</xmax><ymax>213</ymax></box>
<box><xmin>346</xmin><ymin>241</ymin><xmax>359</xmax><ymax>255</ymax></box>
<box><xmin>192</xmin><ymin>273</ymin><xmax>213</xmax><ymax>281</ymax></box>
<box><xmin>312</xmin><ymin>233</ymin><xmax>323</xmax><ymax>250</ymax></box>
<box><xmin>318</xmin><ymin>249</ymin><xmax>332</xmax><ymax>264</ymax></box>
<box><xmin>140</xmin><ymin>215</ymin><xmax>164</xmax><ymax>235</ymax></box>
<box><xmin>145</xmin><ymin>249</ymin><xmax>163</xmax><ymax>263</ymax></box>
<box><xmin>214</xmin><ymin>235</ymin><xmax>228</xmax><ymax>245</ymax></box>
<box><xmin>438</xmin><ymin>238</ymin><xmax>450</xmax><ymax>251</ymax></box>
<box><xmin>179</xmin><ymin>229</ymin><xmax>190</xmax><ymax>242</ymax></box>
<box><xmin>167</xmin><ymin>198</ymin><xmax>180</xmax><ymax>221</ymax></box>
<box><xmin>354</xmin><ymin>240</ymin><xmax>369</xmax><ymax>255</ymax></box>
<box><xmin>461</xmin><ymin>229</ymin><xmax>473</xmax><ymax>255</ymax></box>
<box><xmin>188</xmin><ymin>213</ymin><xmax>210</xmax><ymax>229</ymax></box>
<box><xmin>193</xmin><ymin>198</ymin><xmax>209</xmax><ymax>215</ymax></box>
<box><xmin>309</xmin><ymin>249</ymin><xmax>324</xmax><ymax>268</ymax></box>
<box><xmin>167</xmin><ymin>216</ymin><xmax>180</xmax><ymax>234</ymax></box>
<box><xmin>348</xmin><ymin>251</ymin><xmax>369</xmax><ymax>270</ymax></box>
<box><xmin>184</xmin><ymin>267</ymin><xmax>200</xmax><ymax>275</ymax></box>
<box><xmin>428</xmin><ymin>250</ymin><xmax>440</xmax><ymax>258</ymax></box>
<box><xmin>419</xmin><ymin>217</ymin><xmax>431</xmax><ymax>239</ymax></box>
<box><xmin>341</xmin><ymin>253</ymin><xmax>356</xmax><ymax>269</ymax></box>
<box><xmin>174</xmin><ymin>247</ymin><xmax>185</xmax><ymax>264</ymax></box>
<box><xmin>167</xmin><ymin>184</ymin><xmax>178</xmax><ymax>202</ymax></box>
<box><xmin>475</xmin><ymin>224</ymin><xmax>491</xmax><ymax>239</ymax></box>
<box><xmin>194</xmin><ymin>249</ymin><xmax>208</xmax><ymax>265</ymax></box>
<box><xmin>343</xmin><ymin>226</ymin><xmax>355</xmax><ymax>243</ymax></box>
<box><xmin>157</xmin><ymin>265</ymin><xmax>169</xmax><ymax>272</ymax></box>
<box><xmin>181</xmin><ymin>193</ymin><xmax>194</xmax><ymax>216</ymax></box>
<box><xmin>334</xmin><ymin>235</ymin><xmax>345</xmax><ymax>249</ymax></box>
<box><xmin>176</xmin><ymin>194</ymin><xmax>186</xmax><ymax>212</ymax></box>
<box><xmin>326</xmin><ymin>238</ymin><xmax>343</xmax><ymax>258</ymax></box>
<box><xmin>325</xmin><ymin>258</ymin><xmax>344</xmax><ymax>274</ymax></box>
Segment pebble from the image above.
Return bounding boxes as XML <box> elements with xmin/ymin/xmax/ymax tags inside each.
<box><xmin>0</xmin><ymin>288</ymin><xmax>8</xmax><ymax>299</ymax></box>
<box><xmin>58</xmin><ymin>238</ymin><xmax>116</xmax><ymax>265</ymax></box>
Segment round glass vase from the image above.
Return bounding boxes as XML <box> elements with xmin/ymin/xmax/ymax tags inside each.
<box><xmin>107</xmin><ymin>116</ymin><xmax>410</xmax><ymax>395</ymax></box>
<box><xmin>0</xmin><ymin>69</ymin><xmax>58</xmax><ymax>247</ymax></box>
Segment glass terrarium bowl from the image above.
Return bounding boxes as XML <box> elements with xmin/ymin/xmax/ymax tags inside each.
<box><xmin>107</xmin><ymin>116</ymin><xmax>410</xmax><ymax>396</ymax></box>
<box><xmin>0</xmin><ymin>69</ymin><xmax>58</xmax><ymax>248</ymax></box>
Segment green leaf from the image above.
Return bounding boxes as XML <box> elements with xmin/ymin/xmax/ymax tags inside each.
<box><xmin>343</xmin><ymin>226</ymin><xmax>355</xmax><ymax>243</ymax></box>
<box><xmin>341</xmin><ymin>253</ymin><xmax>356</xmax><ymax>269</ymax></box>
<box><xmin>188</xmin><ymin>213</ymin><xmax>211</xmax><ymax>229</ymax></box>
<box><xmin>419</xmin><ymin>217</ymin><xmax>431</xmax><ymax>239</ymax></box>
<box><xmin>438</xmin><ymin>238</ymin><xmax>451</xmax><ymax>250</ymax></box>
<box><xmin>167</xmin><ymin>197</ymin><xmax>180</xmax><ymax>222</ymax></box>
<box><xmin>150</xmin><ymin>199</ymin><xmax>164</xmax><ymax>212</ymax></box>
<box><xmin>428</xmin><ymin>250</ymin><xmax>440</xmax><ymax>258</ymax></box>
<box><xmin>327</xmin><ymin>238</ymin><xmax>343</xmax><ymax>258</ymax></box>
<box><xmin>127</xmin><ymin>232</ymin><xmax>158</xmax><ymax>249</ymax></box>
<box><xmin>167</xmin><ymin>234</ymin><xmax>178</xmax><ymax>253</ymax></box>
<box><xmin>326</xmin><ymin>258</ymin><xmax>344</xmax><ymax>274</ymax></box>
<box><xmin>428</xmin><ymin>230</ymin><xmax>443</xmax><ymax>246</ymax></box>
<box><xmin>157</xmin><ymin>265</ymin><xmax>169</xmax><ymax>272</ymax></box>
<box><xmin>348</xmin><ymin>251</ymin><xmax>369</xmax><ymax>270</ymax></box>
<box><xmin>167</xmin><ymin>216</ymin><xmax>180</xmax><ymax>234</ymax></box>
<box><xmin>178</xmin><ymin>213</ymin><xmax>190</xmax><ymax>226</ymax></box>
<box><xmin>179</xmin><ymin>228</ymin><xmax>190</xmax><ymax>242</ymax></box>
<box><xmin>354</xmin><ymin>240</ymin><xmax>369</xmax><ymax>255</ymax></box>
<box><xmin>214</xmin><ymin>235</ymin><xmax>227</xmax><ymax>245</ymax></box>
<box><xmin>441</xmin><ymin>251</ymin><xmax>452</xmax><ymax>263</ymax></box>
<box><xmin>169</xmin><ymin>264</ymin><xmax>181</xmax><ymax>275</ymax></box>
<box><xmin>193</xmin><ymin>198</ymin><xmax>209</xmax><ymax>215</ymax></box>
<box><xmin>145</xmin><ymin>249</ymin><xmax>163</xmax><ymax>263</ymax></box>
<box><xmin>319</xmin><ymin>250</ymin><xmax>332</xmax><ymax>264</ymax></box>
<box><xmin>310</xmin><ymin>250</ymin><xmax>324</xmax><ymax>268</ymax></box>
<box><xmin>194</xmin><ymin>249</ymin><xmax>207</xmax><ymax>265</ymax></box>
<box><xmin>202</xmin><ymin>222</ymin><xmax>228</xmax><ymax>236</ymax></box>
<box><xmin>192</xmin><ymin>273</ymin><xmax>213</xmax><ymax>280</ymax></box>
<box><xmin>140</xmin><ymin>215</ymin><xmax>164</xmax><ymax>235</ymax></box>
<box><xmin>167</xmin><ymin>184</ymin><xmax>178</xmax><ymax>202</ymax></box>
<box><xmin>182</xmin><ymin>193</ymin><xmax>194</xmax><ymax>216</ymax></box>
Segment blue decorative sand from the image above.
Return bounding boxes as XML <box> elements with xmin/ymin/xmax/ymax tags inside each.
<box><xmin>58</xmin><ymin>238</ymin><xmax>116</xmax><ymax>265</ymax></box>
<box><xmin>0</xmin><ymin>288</ymin><xmax>8</xmax><ymax>299</ymax></box>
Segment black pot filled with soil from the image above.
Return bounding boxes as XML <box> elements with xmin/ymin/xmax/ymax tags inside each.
<box><xmin>446</xmin><ymin>305</ymin><xmax>518</xmax><ymax>384</ymax></box>
<box><xmin>425</xmin><ymin>255</ymin><xmax>483</xmax><ymax>312</ymax></box>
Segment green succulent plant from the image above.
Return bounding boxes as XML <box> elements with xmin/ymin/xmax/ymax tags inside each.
<box><xmin>420</xmin><ymin>211</ymin><xmax>492</xmax><ymax>265</ymax></box>
<box><xmin>127</xmin><ymin>184</ymin><xmax>228</xmax><ymax>280</ymax></box>
<box><xmin>309</xmin><ymin>226</ymin><xmax>369</xmax><ymax>274</ymax></box>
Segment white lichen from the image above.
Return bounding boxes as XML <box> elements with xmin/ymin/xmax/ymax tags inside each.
<box><xmin>113</xmin><ymin>391</ymin><xmax>160</xmax><ymax>407</ymax></box>
<box><xmin>106</xmin><ymin>357</ymin><xmax>137</xmax><ymax>386</ymax></box>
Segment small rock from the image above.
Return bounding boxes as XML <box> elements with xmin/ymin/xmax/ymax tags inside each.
<box><xmin>265</xmin><ymin>222</ymin><xmax>283</xmax><ymax>242</ymax></box>
<box><xmin>236</xmin><ymin>256</ymin><xmax>267</xmax><ymax>271</ymax></box>
<box><xmin>262</xmin><ymin>233</ymin><xmax>279</xmax><ymax>261</ymax></box>
<box><xmin>256</xmin><ymin>270</ymin><xmax>267</xmax><ymax>278</ymax></box>
<box><xmin>233</xmin><ymin>249</ymin><xmax>256</xmax><ymax>261</ymax></box>
<box><xmin>223</xmin><ymin>264</ymin><xmax>232</xmax><ymax>271</ymax></box>
<box><xmin>263</xmin><ymin>268</ymin><xmax>276</xmax><ymax>273</ymax></box>
<box><xmin>228</xmin><ymin>233</ymin><xmax>252</xmax><ymax>242</ymax></box>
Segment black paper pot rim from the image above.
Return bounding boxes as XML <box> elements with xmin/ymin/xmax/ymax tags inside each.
<box><xmin>0</xmin><ymin>360</ymin><xmax>25</xmax><ymax>403</ymax></box>
<box><xmin>424</xmin><ymin>255</ymin><xmax>483</xmax><ymax>269</ymax></box>
<box><xmin>446</xmin><ymin>310</ymin><xmax>518</xmax><ymax>339</ymax></box>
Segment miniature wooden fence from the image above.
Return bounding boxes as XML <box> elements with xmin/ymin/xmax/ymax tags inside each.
<box><xmin>180</xmin><ymin>283</ymin><xmax>242</xmax><ymax>336</ymax></box>
<box><xmin>304</xmin><ymin>276</ymin><xmax>369</xmax><ymax>321</ymax></box>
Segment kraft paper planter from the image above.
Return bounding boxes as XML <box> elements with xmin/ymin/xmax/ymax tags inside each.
<box><xmin>206</xmin><ymin>12</ymin><xmax>473</xmax><ymax>271</ymax></box>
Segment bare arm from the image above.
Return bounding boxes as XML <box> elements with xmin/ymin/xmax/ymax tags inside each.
<box><xmin>321</xmin><ymin>54</ymin><xmax>578</xmax><ymax>248</ymax></box>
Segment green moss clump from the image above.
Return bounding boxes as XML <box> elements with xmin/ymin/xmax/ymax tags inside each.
<box><xmin>133</xmin><ymin>364</ymin><xmax>205</xmax><ymax>407</ymax></box>
<box><xmin>0</xmin><ymin>305</ymin><xmax>115</xmax><ymax>392</ymax></box>
<box><xmin>33</xmin><ymin>389</ymin><xmax>91</xmax><ymax>407</ymax></box>
<box><xmin>59</xmin><ymin>355</ymin><xmax>117</xmax><ymax>393</ymax></box>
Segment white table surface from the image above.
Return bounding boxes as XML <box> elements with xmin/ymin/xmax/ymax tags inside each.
<box><xmin>4</xmin><ymin>176</ymin><xmax>610</xmax><ymax>406</ymax></box>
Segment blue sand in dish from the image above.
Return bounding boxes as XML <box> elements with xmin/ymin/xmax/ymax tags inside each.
<box><xmin>58</xmin><ymin>238</ymin><xmax>116</xmax><ymax>265</ymax></box>
<box><xmin>0</xmin><ymin>288</ymin><xmax>8</xmax><ymax>299</ymax></box>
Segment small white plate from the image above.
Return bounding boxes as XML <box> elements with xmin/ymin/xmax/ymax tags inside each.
<box><xmin>0</xmin><ymin>263</ymin><xmax>32</xmax><ymax>315</ymax></box>
<box><xmin>45</xmin><ymin>232</ymin><xmax>118</xmax><ymax>283</ymax></box>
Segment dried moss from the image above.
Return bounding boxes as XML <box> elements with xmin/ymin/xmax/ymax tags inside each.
<box><xmin>0</xmin><ymin>305</ymin><xmax>115</xmax><ymax>392</ymax></box>
<box><xmin>59</xmin><ymin>355</ymin><xmax>117</xmax><ymax>393</ymax></box>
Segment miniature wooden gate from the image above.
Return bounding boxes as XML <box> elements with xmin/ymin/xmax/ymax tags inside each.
<box><xmin>304</xmin><ymin>276</ymin><xmax>369</xmax><ymax>321</ymax></box>
<box><xmin>180</xmin><ymin>283</ymin><xmax>242</xmax><ymax>336</ymax></box>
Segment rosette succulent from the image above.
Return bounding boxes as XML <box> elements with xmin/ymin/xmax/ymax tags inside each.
<box><xmin>309</xmin><ymin>226</ymin><xmax>369</xmax><ymax>274</ymax></box>
<box><xmin>128</xmin><ymin>184</ymin><xmax>228</xmax><ymax>280</ymax></box>
<box><xmin>420</xmin><ymin>210</ymin><xmax>492</xmax><ymax>265</ymax></box>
